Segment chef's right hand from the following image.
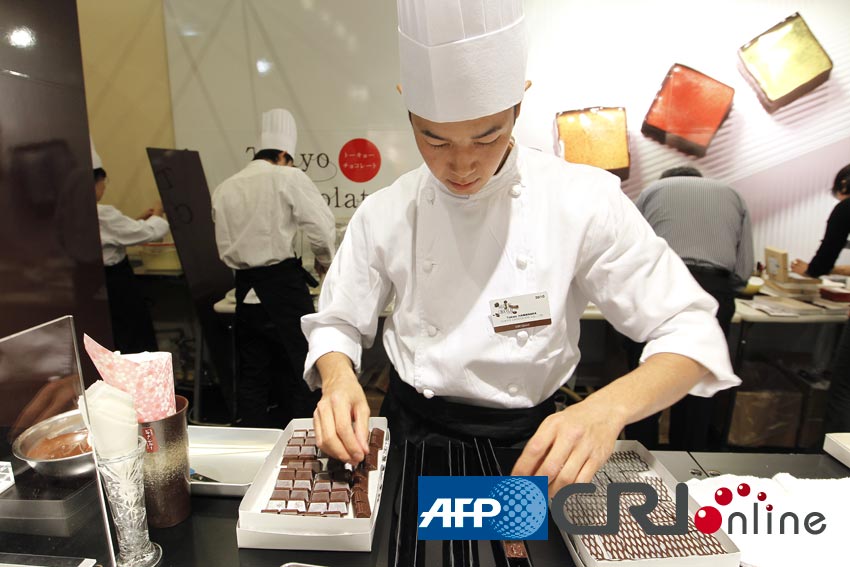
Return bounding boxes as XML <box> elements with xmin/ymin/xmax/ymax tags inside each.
<box><xmin>313</xmin><ymin>352</ymin><xmax>370</xmax><ymax>465</ymax></box>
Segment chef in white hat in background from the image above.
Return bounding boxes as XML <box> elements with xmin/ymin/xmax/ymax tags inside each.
<box><xmin>93</xmin><ymin>137</ymin><xmax>169</xmax><ymax>354</ymax></box>
<box><xmin>212</xmin><ymin>109</ymin><xmax>336</xmax><ymax>428</ymax></box>
<box><xmin>304</xmin><ymin>0</ymin><xmax>742</xmax><ymax>495</ymax></box>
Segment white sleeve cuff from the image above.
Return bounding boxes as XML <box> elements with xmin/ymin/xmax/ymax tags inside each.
<box><xmin>302</xmin><ymin>324</ymin><xmax>363</xmax><ymax>390</ymax></box>
<box><xmin>640</xmin><ymin>312</ymin><xmax>741</xmax><ymax>398</ymax></box>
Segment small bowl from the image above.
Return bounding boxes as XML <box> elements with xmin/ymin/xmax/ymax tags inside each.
<box><xmin>11</xmin><ymin>409</ymin><xmax>95</xmax><ymax>478</ymax></box>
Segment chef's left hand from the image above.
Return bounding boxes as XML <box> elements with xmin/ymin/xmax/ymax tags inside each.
<box><xmin>790</xmin><ymin>259</ymin><xmax>809</xmax><ymax>275</ymax></box>
<box><xmin>511</xmin><ymin>395</ymin><xmax>623</xmax><ymax>498</ymax></box>
<box><xmin>314</xmin><ymin>258</ymin><xmax>329</xmax><ymax>277</ymax></box>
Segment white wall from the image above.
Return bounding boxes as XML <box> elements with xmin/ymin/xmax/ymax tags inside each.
<box><xmin>163</xmin><ymin>0</ymin><xmax>850</xmax><ymax>265</ymax></box>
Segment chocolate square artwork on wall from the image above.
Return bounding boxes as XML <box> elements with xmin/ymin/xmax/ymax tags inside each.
<box><xmin>555</xmin><ymin>107</ymin><xmax>630</xmax><ymax>180</ymax></box>
<box><xmin>738</xmin><ymin>12</ymin><xmax>833</xmax><ymax>113</ymax></box>
<box><xmin>641</xmin><ymin>64</ymin><xmax>734</xmax><ymax>157</ymax></box>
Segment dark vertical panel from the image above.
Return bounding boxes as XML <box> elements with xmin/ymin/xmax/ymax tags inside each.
<box><xmin>146</xmin><ymin>148</ymin><xmax>235</xmax><ymax>412</ymax></box>
<box><xmin>0</xmin><ymin>1</ymin><xmax>111</xmax><ymax>379</ymax></box>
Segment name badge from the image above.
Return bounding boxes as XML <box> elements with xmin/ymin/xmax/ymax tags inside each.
<box><xmin>489</xmin><ymin>292</ymin><xmax>551</xmax><ymax>333</ymax></box>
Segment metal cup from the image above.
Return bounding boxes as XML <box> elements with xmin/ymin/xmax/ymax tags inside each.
<box><xmin>139</xmin><ymin>394</ymin><xmax>191</xmax><ymax>528</ymax></box>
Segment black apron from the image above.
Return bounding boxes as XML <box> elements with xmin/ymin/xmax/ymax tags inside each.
<box><xmin>233</xmin><ymin>257</ymin><xmax>314</xmax><ymax>323</ymax></box>
<box><xmin>103</xmin><ymin>257</ymin><xmax>158</xmax><ymax>353</ymax></box>
<box><xmin>380</xmin><ymin>367</ymin><xmax>557</xmax><ymax>448</ymax></box>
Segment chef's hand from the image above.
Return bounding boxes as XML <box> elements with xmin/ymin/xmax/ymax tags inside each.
<box><xmin>513</xmin><ymin>352</ymin><xmax>707</xmax><ymax>498</ymax></box>
<box><xmin>137</xmin><ymin>208</ymin><xmax>155</xmax><ymax>220</ymax></box>
<box><xmin>150</xmin><ymin>201</ymin><xmax>165</xmax><ymax>217</ymax></box>
<box><xmin>313</xmin><ymin>352</ymin><xmax>371</xmax><ymax>465</ymax></box>
<box><xmin>314</xmin><ymin>258</ymin><xmax>329</xmax><ymax>278</ymax></box>
<box><xmin>512</xmin><ymin>395</ymin><xmax>622</xmax><ymax>498</ymax></box>
<box><xmin>790</xmin><ymin>259</ymin><xmax>809</xmax><ymax>275</ymax></box>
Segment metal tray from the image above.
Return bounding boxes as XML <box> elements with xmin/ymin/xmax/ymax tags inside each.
<box><xmin>188</xmin><ymin>426</ymin><xmax>283</xmax><ymax>497</ymax></box>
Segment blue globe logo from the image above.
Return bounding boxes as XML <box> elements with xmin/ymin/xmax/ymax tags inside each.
<box><xmin>488</xmin><ymin>478</ymin><xmax>547</xmax><ymax>538</ymax></box>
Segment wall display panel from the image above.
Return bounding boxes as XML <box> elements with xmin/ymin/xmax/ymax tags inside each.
<box><xmin>555</xmin><ymin>107</ymin><xmax>630</xmax><ymax>180</ymax></box>
<box><xmin>641</xmin><ymin>64</ymin><xmax>734</xmax><ymax>158</ymax></box>
<box><xmin>738</xmin><ymin>13</ymin><xmax>833</xmax><ymax>113</ymax></box>
<box><xmin>164</xmin><ymin>0</ymin><xmax>850</xmax><ymax>264</ymax></box>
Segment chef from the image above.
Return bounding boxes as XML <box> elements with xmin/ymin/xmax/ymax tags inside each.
<box><xmin>212</xmin><ymin>109</ymin><xmax>336</xmax><ymax>428</ymax></box>
<box><xmin>302</xmin><ymin>0</ymin><xmax>740</xmax><ymax>495</ymax></box>
<box><xmin>93</xmin><ymin>138</ymin><xmax>169</xmax><ymax>354</ymax></box>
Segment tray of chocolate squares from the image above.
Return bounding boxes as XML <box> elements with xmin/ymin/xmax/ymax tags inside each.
<box><xmin>236</xmin><ymin>417</ymin><xmax>389</xmax><ymax>551</ymax></box>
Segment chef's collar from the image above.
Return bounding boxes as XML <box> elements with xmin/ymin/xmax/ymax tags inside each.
<box><xmin>430</xmin><ymin>140</ymin><xmax>521</xmax><ymax>202</ymax></box>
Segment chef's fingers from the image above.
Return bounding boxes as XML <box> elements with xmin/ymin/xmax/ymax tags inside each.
<box><xmin>314</xmin><ymin>396</ymin><xmax>354</xmax><ymax>463</ymax></box>
<box><xmin>352</xmin><ymin>400</ymin><xmax>371</xmax><ymax>456</ymax></box>
<box><xmin>332</xmin><ymin>396</ymin><xmax>365</xmax><ymax>465</ymax></box>
<box><xmin>511</xmin><ymin>417</ymin><xmax>556</xmax><ymax>477</ymax></box>
<box><xmin>549</xmin><ymin>442</ymin><xmax>592</xmax><ymax>498</ymax></box>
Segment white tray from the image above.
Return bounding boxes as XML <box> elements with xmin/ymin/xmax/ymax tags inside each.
<box><xmin>188</xmin><ymin>425</ymin><xmax>283</xmax><ymax>497</ymax></box>
<box><xmin>824</xmin><ymin>432</ymin><xmax>850</xmax><ymax>469</ymax></box>
<box><xmin>236</xmin><ymin>417</ymin><xmax>389</xmax><ymax>552</ymax></box>
<box><xmin>559</xmin><ymin>440</ymin><xmax>740</xmax><ymax>567</ymax></box>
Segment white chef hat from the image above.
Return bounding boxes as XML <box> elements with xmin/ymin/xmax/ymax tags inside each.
<box><xmin>258</xmin><ymin>108</ymin><xmax>297</xmax><ymax>157</ymax></box>
<box><xmin>90</xmin><ymin>136</ymin><xmax>103</xmax><ymax>169</ymax></box>
<box><xmin>397</xmin><ymin>0</ymin><xmax>528</xmax><ymax>123</ymax></box>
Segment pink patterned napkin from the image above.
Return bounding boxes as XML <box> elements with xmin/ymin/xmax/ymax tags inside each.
<box><xmin>83</xmin><ymin>334</ymin><xmax>176</xmax><ymax>422</ymax></box>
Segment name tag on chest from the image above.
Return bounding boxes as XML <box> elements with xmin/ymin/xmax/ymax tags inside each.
<box><xmin>489</xmin><ymin>292</ymin><xmax>552</xmax><ymax>333</ymax></box>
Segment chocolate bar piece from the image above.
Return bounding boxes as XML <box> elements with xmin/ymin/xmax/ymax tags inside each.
<box><xmin>323</xmin><ymin>510</ymin><xmax>343</xmax><ymax>517</ymax></box>
<box><xmin>330</xmin><ymin>490</ymin><xmax>351</xmax><ymax>503</ymax></box>
<box><xmin>275</xmin><ymin>479</ymin><xmax>294</xmax><ymax>490</ymax></box>
<box><xmin>279</xmin><ymin>508</ymin><xmax>299</xmax><ymax>515</ymax></box>
<box><xmin>278</xmin><ymin>469</ymin><xmax>297</xmax><ymax>481</ymax></box>
<box><xmin>307</xmin><ymin>502</ymin><xmax>328</xmax><ymax>514</ymax></box>
<box><xmin>266</xmin><ymin>499</ymin><xmax>290</xmax><ymax>511</ymax></box>
<box><xmin>286</xmin><ymin>499</ymin><xmax>307</xmax><ymax>513</ymax></box>
<box><xmin>354</xmin><ymin>499</ymin><xmax>371</xmax><ymax>518</ymax></box>
<box><xmin>261</xmin><ymin>509</ymin><xmax>279</xmax><ymax>514</ymax></box>
<box><xmin>313</xmin><ymin>480</ymin><xmax>332</xmax><ymax>493</ymax></box>
<box><xmin>287</xmin><ymin>437</ymin><xmax>305</xmax><ymax>446</ymax></box>
<box><xmin>283</xmin><ymin>446</ymin><xmax>301</xmax><ymax>457</ymax></box>
<box><xmin>303</xmin><ymin>436</ymin><xmax>317</xmax><ymax>447</ymax></box>
<box><xmin>281</xmin><ymin>459</ymin><xmax>304</xmax><ymax>469</ymax></box>
<box><xmin>310</xmin><ymin>491</ymin><xmax>330</xmax><ymax>503</ymax></box>
<box><xmin>299</xmin><ymin>446</ymin><xmax>318</xmax><ymax>458</ymax></box>
<box><xmin>369</xmin><ymin>428</ymin><xmax>385</xmax><ymax>448</ymax></box>
<box><xmin>328</xmin><ymin>501</ymin><xmax>349</xmax><ymax>514</ymax></box>
<box><xmin>292</xmin><ymin>429</ymin><xmax>308</xmax><ymax>438</ymax></box>
<box><xmin>306</xmin><ymin>460</ymin><xmax>323</xmax><ymax>474</ymax></box>
<box><xmin>295</xmin><ymin>470</ymin><xmax>313</xmax><ymax>481</ymax></box>
<box><xmin>271</xmin><ymin>489</ymin><xmax>290</xmax><ymax>501</ymax></box>
<box><xmin>293</xmin><ymin>479</ymin><xmax>313</xmax><ymax>491</ymax></box>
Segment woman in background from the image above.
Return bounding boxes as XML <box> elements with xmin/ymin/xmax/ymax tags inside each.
<box><xmin>792</xmin><ymin>163</ymin><xmax>850</xmax><ymax>434</ymax></box>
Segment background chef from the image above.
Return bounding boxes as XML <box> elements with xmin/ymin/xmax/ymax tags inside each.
<box><xmin>302</xmin><ymin>0</ymin><xmax>740</xmax><ymax>496</ymax></box>
<box><xmin>212</xmin><ymin>109</ymin><xmax>336</xmax><ymax>428</ymax></box>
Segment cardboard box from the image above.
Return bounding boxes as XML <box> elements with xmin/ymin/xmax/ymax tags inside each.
<box><xmin>236</xmin><ymin>417</ymin><xmax>389</xmax><ymax>551</ymax></box>
<box><xmin>727</xmin><ymin>361</ymin><xmax>802</xmax><ymax>448</ymax></box>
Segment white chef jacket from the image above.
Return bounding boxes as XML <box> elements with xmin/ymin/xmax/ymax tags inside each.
<box><xmin>97</xmin><ymin>204</ymin><xmax>170</xmax><ymax>266</ymax></box>
<box><xmin>302</xmin><ymin>144</ymin><xmax>740</xmax><ymax>409</ymax></box>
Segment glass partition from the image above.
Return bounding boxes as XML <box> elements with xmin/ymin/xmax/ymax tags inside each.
<box><xmin>0</xmin><ymin>316</ymin><xmax>114</xmax><ymax>566</ymax></box>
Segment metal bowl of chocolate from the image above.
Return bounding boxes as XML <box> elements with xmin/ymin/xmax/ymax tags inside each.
<box><xmin>11</xmin><ymin>409</ymin><xmax>95</xmax><ymax>478</ymax></box>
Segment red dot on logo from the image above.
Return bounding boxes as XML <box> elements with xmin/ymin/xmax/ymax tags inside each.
<box><xmin>757</xmin><ymin>492</ymin><xmax>767</xmax><ymax>501</ymax></box>
<box><xmin>338</xmin><ymin>138</ymin><xmax>381</xmax><ymax>183</ymax></box>
<box><xmin>714</xmin><ymin>487</ymin><xmax>733</xmax><ymax>506</ymax></box>
<box><xmin>766</xmin><ymin>504</ymin><xmax>773</xmax><ymax>511</ymax></box>
<box><xmin>737</xmin><ymin>483</ymin><xmax>750</xmax><ymax>497</ymax></box>
<box><xmin>694</xmin><ymin>506</ymin><xmax>722</xmax><ymax>534</ymax></box>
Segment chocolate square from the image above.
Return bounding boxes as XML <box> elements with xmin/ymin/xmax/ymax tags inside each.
<box><xmin>283</xmin><ymin>446</ymin><xmax>301</xmax><ymax>457</ymax></box>
<box><xmin>261</xmin><ymin>509</ymin><xmax>279</xmax><ymax>514</ymax></box>
<box><xmin>278</xmin><ymin>469</ymin><xmax>296</xmax><ymax>481</ymax></box>
<box><xmin>286</xmin><ymin>500</ymin><xmax>307</xmax><ymax>513</ymax></box>
<box><xmin>299</xmin><ymin>446</ymin><xmax>317</xmax><ymax>457</ymax></box>
<box><xmin>287</xmin><ymin>437</ymin><xmax>305</xmax><ymax>446</ymax></box>
<box><xmin>293</xmin><ymin>479</ymin><xmax>313</xmax><ymax>491</ymax></box>
<box><xmin>266</xmin><ymin>499</ymin><xmax>290</xmax><ymax>511</ymax></box>
<box><xmin>279</xmin><ymin>508</ymin><xmax>300</xmax><ymax>515</ymax></box>
<box><xmin>290</xmin><ymin>489</ymin><xmax>310</xmax><ymax>501</ymax></box>
<box><xmin>313</xmin><ymin>480</ymin><xmax>332</xmax><ymax>492</ymax></box>
<box><xmin>332</xmin><ymin>481</ymin><xmax>350</xmax><ymax>491</ymax></box>
<box><xmin>310</xmin><ymin>491</ymin><xmax>330</xmax><ymax>503</ymax></box>
<box><xmin>322</xmin><ymin>511</ymin><xmax>343</xmax><ymax>517</ymax></box>
<box><xmin>328</xmin><ymin>501</ymin><xmax>349</xmax><ymax>514</ymax></box>
<box><xmin>271</xmin><ymin>489</ymin><xmax>290</xmax><ymax>501</ymax></box>
<box><xmin>307</xmin><ymin>502</ymin><xmax>328</xmax><ymax>514</ymax></box>
<box><xmin>354</xmin><ymin>500</ymin><xmax>371</xmax><ymax>518</ymax></box>
<box><xmin>330</xmin><ymin>490</ymin><xmax>351</xmax><ymax>503</ymax></box>
<box><xmin>295</xmin><ymin>470</ymin><xmax>314</xmax><ymax>481</ymax></box>
<box><xmin>292</xmin><ymin>429</ymin><xmax>308</xmax><ymax>438</ymax></box>
<box><xmin>275</xmin><ymin>480</ymin><xmax>293</xmax><ymax>490</ymax></box>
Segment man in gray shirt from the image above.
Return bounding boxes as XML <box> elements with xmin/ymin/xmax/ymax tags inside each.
<box><xmin>626</xmin><ymin>166</ymin><xmax>754</xmax><ymax>450</ymax></box>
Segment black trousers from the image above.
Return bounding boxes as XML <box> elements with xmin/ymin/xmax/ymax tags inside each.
<box><xmin>825</xmin><ymin>319</ymin><xmax>850</xmax><ymax>435</ymax></box>
<box><xmin>623</xmin><ymin>268</ymin><xmax>736</xmax><ymax>451</ymax></box>
<box><xmin>234</xmin><ymin>259</ymin><xmax>320</xmax><ymax>428</ymax></box>
<box><xmin>103</xmin><ymin>257</ymin><xmax>158</xmax><ymax>353</ymax></box>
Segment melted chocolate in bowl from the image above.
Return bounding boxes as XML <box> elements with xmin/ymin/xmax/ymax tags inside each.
<box><xmin>28</xmin><ymin>429</ymin><xmax>91</xmax><ymax>460</ymax></box>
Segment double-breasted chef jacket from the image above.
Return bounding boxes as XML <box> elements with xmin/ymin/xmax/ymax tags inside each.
<box><xmin>302</xmin><ymin>144</ymin><xmax>740</xmax><ymax>409</ymax></box>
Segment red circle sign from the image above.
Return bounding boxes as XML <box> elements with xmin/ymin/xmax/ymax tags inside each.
<box><xmin>339</xmin><ymin>138</ymin><xmax>381</xmax><ymax>183</ymax></box>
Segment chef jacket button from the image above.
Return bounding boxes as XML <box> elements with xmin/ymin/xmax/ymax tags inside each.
<box><xmin>423</xmin><ymin>260</ymin><xmax>434</xmax><ymax>273</ymax></box>
<box><xmin>427</xmin><ymin>325</ymin><xmax>438</xmax><ymax>337</ymax></box>
<box><xmin>510</xmin><ymin>186</ymin><xmax>522</xmax><ymax>198</ymax></box>
<box><xmin>516</xmin><ymin>255</ymin><xmax>528</xmax><ymax>269</ymax></box>
<box><xmin>426</xmin><ymin>187</ymin><xmax>436</xmax><ymax>203</ymax></box>
<box><xmin>517</xmin><ymin>330</ymin><xmax>529</xmax><ymax>344</ymax></box>
<box><xmin>423</xmin><ymin>388</ymin><xmax>435</xmax><ymax>399</ymax></box>
<box><xmin>507</xmin><ymin>384</ymin><xmax>519</xmax><ymax>396</ymax></box>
